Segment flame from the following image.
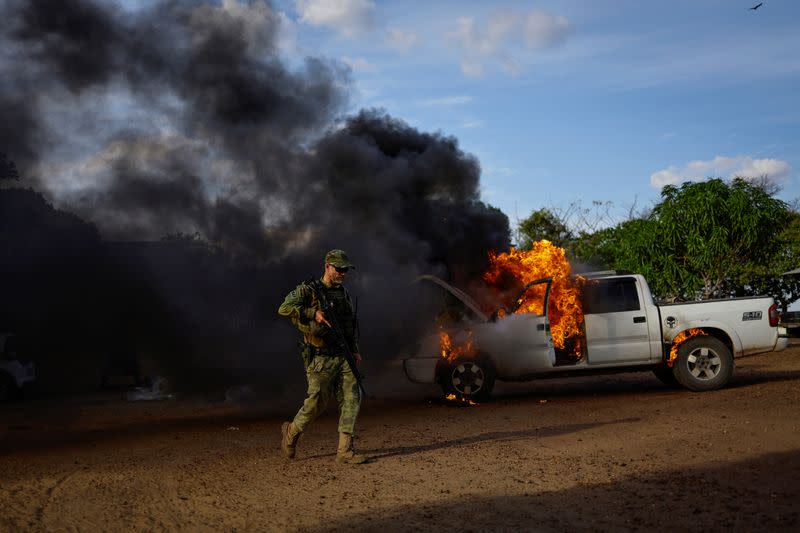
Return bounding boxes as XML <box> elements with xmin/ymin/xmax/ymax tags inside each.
<box><xmin>439</xmin><ymin>330</ymin><xmax>478</xmax><ymax>405</ymax></box>
<box><xmin>483</xmin><ymin>241</ymin><xmax>585</xmax><ymax>356</ymax></box>
<box><xmin>444</xmin><ymin>393</ymin><xmax>478</xmax><ymax>406</ymax></box>
<box><xmin>439</xmin><ymin>329</ymin><xmax>475</xmax><ymax>362</ymax></box>
<box><xmin>667</xmin><ymin>328</ymin><xmax>708</xmax><ymax>366</ymax></box>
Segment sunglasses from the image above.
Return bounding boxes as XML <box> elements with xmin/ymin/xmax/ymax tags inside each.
<box><xmin>330</xmin><ymin>265</ymin><xmax>350</xmax><ymax>274</ymax></box>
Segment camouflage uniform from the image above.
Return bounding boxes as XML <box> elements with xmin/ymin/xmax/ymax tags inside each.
<box><xmin>278</xmin><ymin>277</ymin><xmax>361</xmax><ymax>434</ymax></box>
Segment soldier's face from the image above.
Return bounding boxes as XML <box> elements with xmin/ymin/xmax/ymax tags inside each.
<box><xmin>326</xmin><ymin>263</ymin><xmax>348</xmax><ymax>285</ymax></box>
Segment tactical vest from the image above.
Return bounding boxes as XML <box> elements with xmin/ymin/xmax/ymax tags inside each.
<box><xmin>310</xmin><ymin>279</ymin><xmax>357</xmax><ymax>348</ymax></box>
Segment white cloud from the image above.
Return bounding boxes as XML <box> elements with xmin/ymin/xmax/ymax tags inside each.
<box><xmin>523</xmin><ymin>11</ymin><xmax>572</xmax><ymax>49</ymax></box>
<box><xmin>295</xmin><ymin>0</ymin><xmax>375</xmax><ymax>37</ymax></box>
<box><xmin>449</xmin><ymin>10</ymin><xmax>572</xmax><ymax>77</ymax></box>
<box><xmin>451</xmin><ymin>15</ymin><xmax>506</xmax><ymax>61</ymax></box>
<box><xmin>650</xmin><ymin>155</ymin><xmax>792</xmax><ymax>188</ymax></box>
<box><xmin>649</xmin><ymin>168</ymin><xmax>682</xmax><ymax>187</ymax></box>
<box><xmin>385</xmin><ymin>28</ymin><xmax>418</xmax><ymax>51</ymax></box>
<box><xmin>420</xmin><ymin>95</ymin><xmax>473</xmax><ymax>106</ymax></box>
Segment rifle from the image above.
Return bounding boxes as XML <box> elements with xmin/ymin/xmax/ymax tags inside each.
<box><xmin>308</xmin><ymin>280</ymin><xmax>367</xmax><ymax>399</ymax></box>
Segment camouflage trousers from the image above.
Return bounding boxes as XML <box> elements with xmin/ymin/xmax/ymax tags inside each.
<box><xmin>292</xmin><ymin>355</ymin><xmax>361</xmax><ymax>435</ymax></box>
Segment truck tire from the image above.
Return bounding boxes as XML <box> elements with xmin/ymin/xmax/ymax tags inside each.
<box><xmin>652</xmin><ymin>364</ymin><xmax>680</xmax><ymax>388</ymax></box>
<box><xmin>437</xmin><ymin>355</ymin><xmax>496</xmax><ymax>402</ymax></box>
<box><xmin>672</xmin><ymin>336</ymin><xmax>733</xmax><ymax>392</ymax></box>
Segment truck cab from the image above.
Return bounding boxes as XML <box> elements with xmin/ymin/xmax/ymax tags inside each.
<box><xmin>580</xmin><ymin>274</ymin><xmax>663</xmax><ymax>365</ymax></box>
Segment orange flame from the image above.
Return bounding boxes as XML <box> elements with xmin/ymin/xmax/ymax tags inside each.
<box><xmin>483</xmin><ymin>241</ymin><xmax>585</xmax><ymax>356</ymax></box>
<box><xmin>439</xmin><ymin>329</ymin><xmax>475</xmax><ymax>363</ymax></box>
<box><xmin>667</xmin><ymin>328</ymin><xmax>708</xmax><ymax>366</ymax></box>
<box><xmin>444</xmin><ymin>393</ymin><xmax>478</xmax><ymax>406</ymax></box>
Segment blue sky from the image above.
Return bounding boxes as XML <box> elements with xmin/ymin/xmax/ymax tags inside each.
<box><xmin>269</xmin><ymin>0</ymin><xmax>800</xmax><ymax>225</ymax></box>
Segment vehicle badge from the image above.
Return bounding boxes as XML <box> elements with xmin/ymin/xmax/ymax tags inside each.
<box><xmin>666</xmin><ymin>316</ymin><xmax>676</xmax><ymax>328</ymax></box>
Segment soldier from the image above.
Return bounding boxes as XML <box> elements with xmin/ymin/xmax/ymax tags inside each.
<box><xmin>277</xmin><ymin>249</ymin><xmax>367</xmax><ymax>464</ymax></box>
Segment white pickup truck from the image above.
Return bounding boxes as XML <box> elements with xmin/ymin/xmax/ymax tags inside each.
<box><xmin>403</xmin><ymin>272</ymin><xmax>789</xmax><ymax>401</ymax></box>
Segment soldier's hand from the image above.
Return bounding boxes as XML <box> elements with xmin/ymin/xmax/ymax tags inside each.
<box><xmin>315</xmin><ymin>309</ymin><xmax>332</xmax><ymax>328</ymax></box>
<box><xmin>354</xmin><ymin>352</ymin><xmax>362</xmax><ymax>365</ymax></box>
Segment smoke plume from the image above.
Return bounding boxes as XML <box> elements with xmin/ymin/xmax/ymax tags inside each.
<box><xmin>0</xmin><ymin>0</ymin><xmax>510</xmax><ymax>395</ymax></box>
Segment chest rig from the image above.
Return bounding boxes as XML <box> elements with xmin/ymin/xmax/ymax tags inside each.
<box><xmin>304</xmin><ymin>279</ymin><xmax>357</xmax><ymax>354</ymax></box>
<box><xmin>316</xmin><ymin>280</ymin><xmax>352</xmax><ymax>318</ymax></box>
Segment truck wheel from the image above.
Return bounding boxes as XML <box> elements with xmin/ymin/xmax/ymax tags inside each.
<box><xmin>652</xmin><ymin>364</ymin><xmax>680</xmax><ymax>388</ymax></box>
<box><xmin>672</xmin><ymin>336</ymin><xmax>733</xmax><ymax>392</ymax></box>
<box><xmin>437</xmin><ymin>355</ymin><xmax>496</xmax><ymax>402</ymax></box>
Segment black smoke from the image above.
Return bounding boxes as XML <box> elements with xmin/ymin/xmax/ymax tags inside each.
<box><xmin>0</xmin><ymin>0</ymin><xmax>510</xmax><ymax>396</ymax></box>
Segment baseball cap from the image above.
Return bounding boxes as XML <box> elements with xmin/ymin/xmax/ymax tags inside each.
<box><xmin>325</xmin><ymin>249</ymin><xmax>355</xmax><ymax>269</ymax></box>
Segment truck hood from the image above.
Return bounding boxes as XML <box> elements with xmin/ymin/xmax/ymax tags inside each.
<box><xmin>415</xmin><ymin>274</ymin><xmax>489</xmax><ymax>323</ymax></box>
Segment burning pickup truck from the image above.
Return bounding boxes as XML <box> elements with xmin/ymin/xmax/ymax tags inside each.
<box><xmin>403</xmin><ymin>266</ymin><xmax>789</xmax><ymax>401</ymax></box>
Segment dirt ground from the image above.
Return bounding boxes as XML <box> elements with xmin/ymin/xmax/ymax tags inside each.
<box><xmin>2</xmin><ymin>343</ymin><xmax>800</xmax><ymax>532</ymax></box>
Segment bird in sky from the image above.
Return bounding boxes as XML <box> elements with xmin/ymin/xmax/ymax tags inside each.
<box><xmin>750</xmin><ymin>2</ymin><xmax>763</xmax><ymax>10</ymax></box>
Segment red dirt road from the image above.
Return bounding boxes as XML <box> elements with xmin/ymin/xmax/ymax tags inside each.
<box><xmin>2</xmin><ymin>344</ymin><xmax>800</xmax><ymax>532</ymax></box>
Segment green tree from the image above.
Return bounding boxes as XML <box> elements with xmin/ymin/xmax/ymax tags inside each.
<box><xmin>517</xmin><ymin>200</ymin><xmax>627</xmax><ymax>267</ymax></box>
<box><xmin>611</xmin><ymin>178</ymin><xmax>791</xmax><ymax>300</ymax></box>
<box><xmin>517</xmin><ymin>208</ymin><xmax>574</xmax><ymax>250</ymax></box>
<box><xmin>736</xmin><ymin>210</ymin><xmax>800</xmax><ymax>312</ymax></box>
<box><xmin>570</xmin><ymin>226</ymin><xmax>621</xmax><ymax>269</ymax></box>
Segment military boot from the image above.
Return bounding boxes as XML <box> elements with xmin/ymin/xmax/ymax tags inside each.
<box><xmin>336</xmin><ymin>432</ymin><xmax>367</xmax><ymax>464</ymax></box>
<box><xmin>281</xmin><ymin>421</ymin><xmax>301</xmax><ymax>459</ymax></box>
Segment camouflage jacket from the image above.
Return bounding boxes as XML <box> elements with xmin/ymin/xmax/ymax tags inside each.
<box><xmin>277</xmin><ymin>278</ymin><xmax>360</xmax><ymax>353</ymax></box>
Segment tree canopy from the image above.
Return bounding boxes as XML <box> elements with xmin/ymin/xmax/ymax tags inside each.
<box><xmin>738</xmin><ymin>209</ymin><xmax>800</xmax><ymax>311</ymax></box>
<box><xmin>520</xmin><ymin>177</ymin><xmax>800</xmax><ymax>307</ymax></box>
<box><xmin>615</xmin><ymin>178</ymin><xmax>790</xmax><ymax>299</ymax></box>
<box><xmin>516</xmin><ymin>208</ymin><xmax>573</xmax><ymax>250</ymax></box>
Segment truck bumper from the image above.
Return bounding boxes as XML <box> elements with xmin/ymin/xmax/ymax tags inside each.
<box><xmin>775</xmin><ymin>327</ymin><xmax>790</xmax><ymax>352</ymax></box>
<box><xmin>402</xmin><ymin>357</ymin><xmax>439</xmax><ymax>384</ymax></box>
